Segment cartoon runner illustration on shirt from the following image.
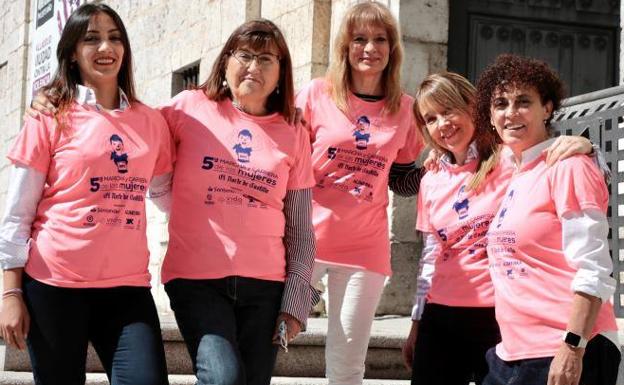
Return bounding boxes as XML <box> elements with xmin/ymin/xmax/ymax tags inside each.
<box><xmin>233</xmin><ymin>129</ymin><xmax>253</xmax><ymax>163</ymax></box>
<box><xmin>452</xmin><ymin>185</ymin><xmax>469</xmax><ymax>220</ymax></box>
<box><xmin>353</xmin><ymin>116</ymin><xmax>371</xmax><ymax>150</ymax></box>
<box><xmin>496</xmin><ymin>189</ymin><xmax>515</xmax><ymax>228</ymax></box>
<box><xmin>109</xmin><ymin>134</ymin><xmax>129</xmax><ymax>174</ymax></box>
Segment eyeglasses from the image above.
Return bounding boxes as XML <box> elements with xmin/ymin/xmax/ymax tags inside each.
<box><xmin>230</xmin><ymin>49</ymin><xmax>280</xmax><ymax>69</ymax></box>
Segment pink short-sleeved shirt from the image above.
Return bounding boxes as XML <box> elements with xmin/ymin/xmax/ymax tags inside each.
<box><xmin>296</xmin><ymin>78</ymin><xmax>423</xmax><ymax>275</ymax></box>
<box><xmin>8</xmin><ymin>102</ymin><xmax>173</xmax><ymax>288</ymax></box>
<box><xmin>487</xmin><ymin>152</ymin><xmax>617</xmax><ymax>361</ymax></box>
<box><xmin>159</xmin><ymin>90</ymin><xmax>315</xmax><ymax>284</ymax></box>
<box><xmin>416</xmin><ymin>158</ymin><xmax>513</xmax><ymax>308</ymax></box>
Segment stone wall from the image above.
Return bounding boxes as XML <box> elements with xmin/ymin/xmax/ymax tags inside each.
<box><xmin>379</xmin><ymin>0</ymin><xmax>449</xmax><ymax>314</ymax></box>
<box><xmin>0</xmin><ymin>0</ymin><xmax>451</xmax><ymax>315</ymax></box>
<box><xmin>0</xmin><ymin>0</ymin><xmax>30</xmax><ymax>217</ymax></box>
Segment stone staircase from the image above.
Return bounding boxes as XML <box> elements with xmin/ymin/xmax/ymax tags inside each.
<box><xmin>0</xmin><ymin>315</ymin><xmax>412</xmax><ymax>385</ymax></box>
<box><xmin>3</xmin><ymin>316</ymin><xmax>623</xmax><ymax>385</ymax></box>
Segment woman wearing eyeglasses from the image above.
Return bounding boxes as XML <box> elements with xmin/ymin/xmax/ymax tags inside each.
<box><xmin>157</xmin><ymin>20</ymin><xmax>318</xmax><ymax>385</ymax></box>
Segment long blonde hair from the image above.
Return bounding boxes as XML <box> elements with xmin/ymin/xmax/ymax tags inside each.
<box><xmin>414</xmin><ymin>72</ymin><xmax>500</xmax><ymax>192</ymax></box>
<box><xmin>327</xmin><ymin>1</ymin><xmax>403</xmax><ymax>115</ymax></box>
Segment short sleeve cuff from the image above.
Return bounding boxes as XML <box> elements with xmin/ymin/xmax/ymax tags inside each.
<box><xmin>571</xmin><ymin>268</ymin><xmax>616</xmax><ymax>303</ymax></box>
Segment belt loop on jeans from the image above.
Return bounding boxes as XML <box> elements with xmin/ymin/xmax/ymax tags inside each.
<box><xmin>227</xmin><ymin>276</ymin><xmax>237</xmax><ymax>301</ymax></box>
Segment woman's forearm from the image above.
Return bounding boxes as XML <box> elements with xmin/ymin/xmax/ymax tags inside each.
<box><xmin>566</xmin><ymin>291</ymin><xmax>602</xmax><ymax>340</ymax></box>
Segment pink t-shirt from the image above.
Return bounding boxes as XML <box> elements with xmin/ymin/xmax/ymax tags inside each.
<box><xmin>416</xmin><ymin>159</ymin><xmax>512</xmax><ymax>308</ymax></box>
<box><xmin>159</xmin><ymin>90</ymin><xmax>315</xmax><ymax>283</ymax></box>
<box><xmin>8</xmin><ymin>102</ymin><xmax>173</xmax><ymax>288</ymax></box>
<box><xmin>486</xmin><ymin>153</ymin><xmax>617</xmax><ymax>361</ymax></box>
<box><xmin>296</xmin><ymin>78</ymin><xmax>423</xmax><ymax>275</ymax></box>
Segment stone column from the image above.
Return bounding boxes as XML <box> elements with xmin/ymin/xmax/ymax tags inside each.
<box><xmin>261</xmin><ymin>0</ymin><xmax>331</xmax><ymax>90</ymax></box>
<box><xmin>0</xmin><ymin>0</ymin><xmax>31</xmax><ymax>216</ymax></box>
<box><xmin>378</xmin><ymin>0</ymin><xmax>449</xmax><ymax>315</ymax></box>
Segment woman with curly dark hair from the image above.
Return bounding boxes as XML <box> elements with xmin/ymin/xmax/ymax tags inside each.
<box><xmin>402</xmin><ymin>70</ymin><xmax>597</xmax><ymax>385</ymax></box>
<box><xmin>477</xmin><ymin>54</ymin><xmax>620</xmax><ymax>385</ymax></box>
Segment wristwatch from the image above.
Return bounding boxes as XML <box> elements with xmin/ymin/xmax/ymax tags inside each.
<box><xmin>562</xmin><ymin>331</ymin><xmax>588</xmax><ymax>348</ymax></box>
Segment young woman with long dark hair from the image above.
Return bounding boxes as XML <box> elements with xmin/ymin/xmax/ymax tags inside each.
<box><xmin>0</xmin><ymin>3</ymin><xmax>171</xmax><ymax>385</ymax></box>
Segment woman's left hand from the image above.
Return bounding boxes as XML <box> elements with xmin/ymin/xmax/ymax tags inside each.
<box><xmin>547</xmin><ymin>343</ymin><xmax>584</xmax><ymax>385</ymax></box>
<box><xmin>289</xmin><ymin>107</ymin><xmax>306</xmax><ymax>126</ymax></box>
<box><xmin>544</xmin><ymin>135</ymin><xmax>592</xmax><ymax>166</ymax></box>
<box><xmin>272</xmin><ymin>312</ymin><xmax>302</xmax><ymax>344</ymax></box>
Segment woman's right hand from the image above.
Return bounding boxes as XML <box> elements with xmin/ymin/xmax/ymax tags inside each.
<box><xmin>401</xmin><ymin>320</ymin><xmax>419</xmax><ymax>370</ymax></box>
<box><xmin>0</xmin><ymin>295</ymin><xmax>30</xmax><ymax>350</ymax></box>
<box><xmin>423</xmin><ymin>148</ymin><xmax>441</xmax><ymax>172</ymax></box>
<box><xmin>24</xmin><ymin>91</ymin><xmax>57</xmax><ymax>119</ymax></box>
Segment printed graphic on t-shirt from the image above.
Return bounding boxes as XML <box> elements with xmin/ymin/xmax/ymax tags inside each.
<box><xmin>200</xmin><ymin>154</ymin><xmax>276</xmax><ymax>209</ymax></box>
<box><xmin>452</xmin><ymin>185</ymin><xmax>469</xmax><ymax>220</ymax></box>
<box><xmin>109</xmin><ymin>134</ymin><xmax>129</xmax><ymax>173</ymax></box>
<box><xmin>495</xmin><ymin>189</ymin><xmax>515</xmax><ymax>228</ymax></box>
<box><xmin>353</xmin><ymin>116</ymin><xmax>371</xmax><ymax>150</ymax></box>
<box><xmin>86</xmin><ymin>173</ymin><xmax>147</xmax><ymax>230</ymax></box>
<box><xmin>232</xmin><ymin>129</ymin><xmax>253</xmax><ymax>163</ymax></box>
<box><xmin>434</xmin><ymin>214</ymin><xmax>493</xmax><ymax>262</ymax></box>
<box><xmin>84</xmin><ymin>134</ymin><xmax>146</xmax><ymax>230</ymax></box>
<box><xmin>316</xmin><ymin>147</ymin><xmax>386</xmax><ymax>203</ymax></box>
<box><xmin>316</xmin><ymin>116</ymin><xmax>389</xmax><ymax>203</ymax></box>
<box><xmin>487</xmin><ymin>229</ymin><xmax>529</xmax><ymax>280</ymax></box>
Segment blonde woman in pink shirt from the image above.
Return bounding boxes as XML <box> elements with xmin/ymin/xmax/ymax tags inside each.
<box><xmin>477</xmin><ymin>55</ymin><xmax>619</xmax><ymax>385</ymax></box>
<box><xmin>296</xmin><ymin>3</ymin><xmax>424</xmax><ymax>384</ymax></box>
<box><xmin>0</xmin><ymin>4</ymin><xmax>171</xmax><ymax>384</ymax></box>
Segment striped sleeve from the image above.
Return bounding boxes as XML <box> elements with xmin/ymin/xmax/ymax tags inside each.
<box><xmin>388</xmin><ymin>162</ymin><xmax>425</xmax><ymax>197</ymax></box>
<box><xmin>280</xmin><ymin>188</ymin><xmax>320</xmax><ymax>330</ymax></box>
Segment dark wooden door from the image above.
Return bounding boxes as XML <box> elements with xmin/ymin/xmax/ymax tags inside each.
<box><xmin>448</xmin><ymin>0</ymin><xmax>620</xmax><ymax>96</ymax></box>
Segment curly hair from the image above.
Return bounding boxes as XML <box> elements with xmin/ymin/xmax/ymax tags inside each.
<box><xmin>474</xmin><ymin>54</ymin><xmax>566</xmax><ymax>136</ymax></box>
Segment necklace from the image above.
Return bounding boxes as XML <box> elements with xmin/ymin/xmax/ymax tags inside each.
<box><xmin>231</xmin><ymin>98</ymin><xmax>266</xmax><ymax>116</ymax></box>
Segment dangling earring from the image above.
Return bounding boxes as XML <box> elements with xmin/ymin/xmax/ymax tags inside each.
<box><xmin>222</xmin><ymin>79</ymin><xmax>228</xmax><ymax>89</ymax></box>
<box><xmin>275</xmin><ymin>84</ymin><xmax>280</xmax><ymax>95</ymax></box>
<box><xmin>491</xmin><ymin>125</ymin><xmax>496</xmax><ymax>131</ymax></box>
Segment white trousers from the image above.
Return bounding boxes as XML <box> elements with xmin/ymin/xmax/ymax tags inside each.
<box><xmin>312</xmin><ymin>261</ymin><xmax>387</xmax><ymax>385</ymax></box>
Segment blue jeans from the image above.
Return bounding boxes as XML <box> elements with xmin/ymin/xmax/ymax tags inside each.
<box><xmin>482</xmin><ymin>348</ymin><xmax>551</xmax><ymax>385</ymax></box>
<box><xmin>165</xmin><ymin>276</ymin><xmax>284</xmax><ymax>385</ymax></box>
<box><xmin>482</xmin><ymin>334</ymin><xmax>621</xmax><ymax>385</ymax></box>
<box><xmin>23</xmin><ymin>274</ymin><xmax>168</xmax><ymax>385</ymax></box>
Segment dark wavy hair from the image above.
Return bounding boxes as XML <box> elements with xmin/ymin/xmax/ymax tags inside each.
<box><xmin>200</xmin><ymin>19</ymin><xmax>295</xmax><ymax>120</ymax></box>
<box><xmin>475</xmin><ymin>54</ymin><xmax>565</xmax><ymax>136</ymax></box>
<box><xmin>42</xmin><ymin>3</ymin><xmax>136</xmax><ymax>129</ymax></box>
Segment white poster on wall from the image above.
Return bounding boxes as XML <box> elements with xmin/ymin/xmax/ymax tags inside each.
<box><xmin>28</xmin><ymin>0</ymin><xmax>83</xmax><ymax>103</ymax></box>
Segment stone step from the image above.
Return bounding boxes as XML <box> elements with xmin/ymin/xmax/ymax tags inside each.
<box><xmin>1</xmin><ymin>315</ymin><xmax>412</xmax><ymax>379</ymax></box>
<box><xmin>0</xmin><ymin>372</ymin><xmax>411</xmax><ymax>385</ymax></box>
